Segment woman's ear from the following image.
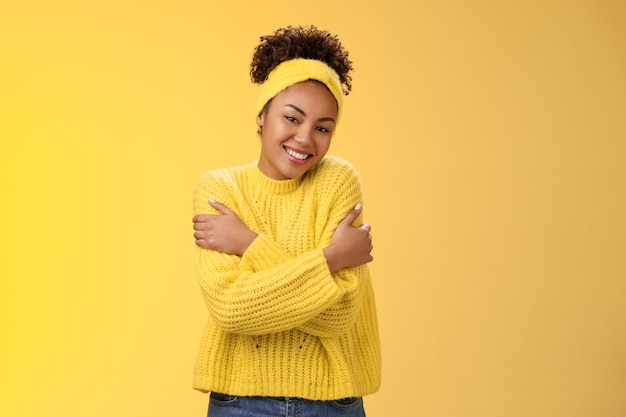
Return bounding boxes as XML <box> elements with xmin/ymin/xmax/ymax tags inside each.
<box><xmin>256</xmin><ymin>113</ymin><xmax>264</xmax><ymax>136</ymax></box>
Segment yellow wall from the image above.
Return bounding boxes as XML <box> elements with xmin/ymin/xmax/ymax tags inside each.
<box><xmin>2</xmin><ymin>1</ymin><xmax>625</xmax><ymax>416</ymax></box>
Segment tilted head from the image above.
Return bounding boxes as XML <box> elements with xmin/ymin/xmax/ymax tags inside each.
<box><xmin>250</xmin><ymin>25</ymin><xmax>353</xmax><ymax>125</ymax></box>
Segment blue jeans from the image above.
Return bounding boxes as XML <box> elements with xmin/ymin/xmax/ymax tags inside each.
<box><xmin>207</xmin><ymin>392</ymin><xmax>366</xmax><ymax>417</ymax></box>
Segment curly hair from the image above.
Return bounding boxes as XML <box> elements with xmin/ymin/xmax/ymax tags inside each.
<box><xmin>250</xmin><ymin>25</ymin><xmax>353</xmax><ymax>95</ymax></box>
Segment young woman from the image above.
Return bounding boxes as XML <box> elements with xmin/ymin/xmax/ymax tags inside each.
<box><xmin>192</xmin><ymin>25</ymin><xmax>381</xmax><ymax>417</ymax></box>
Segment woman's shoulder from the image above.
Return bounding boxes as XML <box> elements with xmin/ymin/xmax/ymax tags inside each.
<box><xmin>193</xmin><ymin>163</ymin><xmax>255</xmax><ymax>201</ymax></box>
<box><xmin>311</xmin><ymin>155</ymin><xmax>359</xmax><ymax>177</ymax></box>
<box><xmin>195</xmin><ymin>163</ymin><xmax>251</xmax><ymax>185</ymax></box>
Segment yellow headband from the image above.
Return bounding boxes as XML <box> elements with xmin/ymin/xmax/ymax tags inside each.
<box><xmin>255</xmin><ymin>58</ymin><xmax>344</xmax><ymax>123</ymax></box>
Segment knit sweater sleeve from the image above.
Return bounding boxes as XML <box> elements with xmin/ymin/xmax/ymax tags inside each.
<box><xmin>239</xmin><ymin>238</ymin><xmax>367</xmax><ymax>339</ymax></box>
<box><xmin>194</xmin><ymin>169</ymin><xmax>345</xmax><ymax>336</ymax></box>
<box><xmin>196</xmin><ymin>246</ymin><xmax>345</xmax><ymax>335</ymax></box>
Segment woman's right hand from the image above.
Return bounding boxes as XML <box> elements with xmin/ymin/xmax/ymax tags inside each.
<box><xmin>193</xmin><ymin>200</ymin><xmax>258</xmax><ymax>256</ymax></box>
<box><xmin>323</xmin><ymin>204</ymin><xmax>373</xmax><ymax>274</ymax></box>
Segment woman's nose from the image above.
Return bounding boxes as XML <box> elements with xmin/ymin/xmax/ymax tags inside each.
<box><xmin>295</xmin><ymin>126</ymin><xmax>313</xmax><ymax>144</ymax></box>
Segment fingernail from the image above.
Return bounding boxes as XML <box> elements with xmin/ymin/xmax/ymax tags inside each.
<box><xmin>208</xmin><ymin>198</ymin><xmax>216</xmax><ymax>203</ymax></box>
<box><xmin>354</xmin><ymin>203</ymin><xmax>362</xmax><ymax>210</ymax></box>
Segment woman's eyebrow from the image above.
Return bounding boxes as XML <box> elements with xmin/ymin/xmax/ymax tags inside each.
<box><xmin>285</xmin><ymin>104</ymin><xmax>306</xmax><ymax>116</ymax></box>
<box><xmin>285</xmin><ymin>104</ymin><xmax>336</xmax><ymax>123</ymax></box>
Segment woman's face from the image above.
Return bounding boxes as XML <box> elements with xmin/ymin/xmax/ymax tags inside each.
<box><xmin>257</xmin><ymin>81</ymin><xmax>338</xmax><ymax>180</ymax></box>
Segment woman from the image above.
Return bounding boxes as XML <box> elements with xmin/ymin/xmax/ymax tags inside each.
<box><xmin>192</xmin><ymin>25</ymin><xmax>381</xmax><ymax>417</ymax></box>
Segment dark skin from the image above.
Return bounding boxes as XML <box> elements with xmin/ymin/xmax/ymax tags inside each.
<box><xmin>192</xmin><ymin>200</ymin><xmax>372</xmax><ymax>274</ymax></box>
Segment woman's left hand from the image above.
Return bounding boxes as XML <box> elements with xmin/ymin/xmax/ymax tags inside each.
<box><xmin>192</xmin><ymin>200</ymin><xmax>258</xmax><ymax>255</ymax></box>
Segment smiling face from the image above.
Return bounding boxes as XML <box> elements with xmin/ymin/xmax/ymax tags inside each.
<box><xmin>256</xmin><ymin>80</ymin><xmax>338</xmax><ymax>180</ymax></box>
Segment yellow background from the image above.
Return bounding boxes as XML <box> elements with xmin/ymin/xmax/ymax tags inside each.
<box><xmin>2</xmin><ymin>1</ymin><xmax>625</xmax><ymax>416</ymax></box>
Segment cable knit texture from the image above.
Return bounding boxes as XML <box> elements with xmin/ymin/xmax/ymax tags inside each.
<box><xmin>192</xmin><ymin>155</ymin><xmax>381</xmax><ymax>400</ymax></box>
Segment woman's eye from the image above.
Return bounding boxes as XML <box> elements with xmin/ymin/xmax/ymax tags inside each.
<box><xmin>285</xmin><ymin>116</ymin><xmax>298</xmax><ymax>123</ymax></box>
<box><xmin>316</xmin><ymin>126</ymin><xmax>330</xmax><ymax>133</ymax></box>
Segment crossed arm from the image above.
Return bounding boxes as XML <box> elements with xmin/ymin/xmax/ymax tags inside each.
<box><xmin>193</xmin><ymin>199</ymin><xmax>373</xmax><ymax>274</ymax></box>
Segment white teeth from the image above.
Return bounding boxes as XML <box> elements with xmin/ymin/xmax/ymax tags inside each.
<box><xmin>286</xmin><ymin>148</ymin><xmax>309</xmax><ymax>160</ymax></box>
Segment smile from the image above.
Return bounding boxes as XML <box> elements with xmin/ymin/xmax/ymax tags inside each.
<box><xmin>284</xmin><ymin>146</ymin><xmax>312</xmax><ymax>161</ymax></box>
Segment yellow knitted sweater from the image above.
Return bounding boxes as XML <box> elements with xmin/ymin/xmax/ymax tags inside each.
<box><xmin>192</xmin><ymin>155</ymin><xmax>381</xmax><ymax>400</ymax></box>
